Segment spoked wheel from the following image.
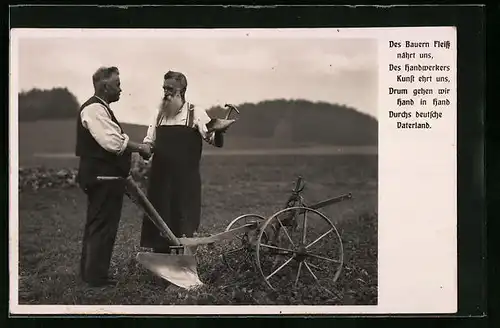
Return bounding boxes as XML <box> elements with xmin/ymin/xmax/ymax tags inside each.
<box><xmin>255</xmin><ymin>206</ymin><xmax>344</xmax><ymax>297</ymax></box>
<box><xmin>221</xmin><ymin>214</ymin><xmax>271</xmax><ymax>272</ymax></box>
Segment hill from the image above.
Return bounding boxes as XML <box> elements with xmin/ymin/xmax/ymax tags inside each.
<box><xmin>116</xmin><ymin>99</ymin><xmax>379</xmax><ymax>148</ymax></box>
<box><xmin>205</xmin><ymin>99</ymin><xmax>378</xmax><ymax>146</ymax></box>
<box><xmin>17</xmin><ymin>88</ymin><xmax>378</xmax><ymax>146</ymax></box>
<box><xmin>18</xmin><ymin>87</ymin><xmax>80</xmax><ymax>121</ymax></box>
<box><xmin>17</xmin><ymin>89</ymin><xmax>378</xmax><ymax>167</ymax></box>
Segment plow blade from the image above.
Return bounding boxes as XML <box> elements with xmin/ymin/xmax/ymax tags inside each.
<box><xmin>136</xmin><ymin>252</ymin><xmax>204</xmax><ymax>290</ymax></box>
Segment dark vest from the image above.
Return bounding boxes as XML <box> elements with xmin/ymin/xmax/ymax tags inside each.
<box><xmin>75</xmin><ymin>96</ymin><xmax>132</xmax><ymax>189</ymax></box>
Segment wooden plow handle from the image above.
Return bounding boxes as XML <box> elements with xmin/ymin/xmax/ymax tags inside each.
<box><xmin>97</xmin><ymin>175</ymin><xmax>182</xmax><ymax>246</ymax></box>
<box><xmin>96</xmin><ymin>175</ymin><xmax>353</xmax><ymax>249</ymax></box>
<box><xmin>308</xmin><ymin>193</ymin><xmax>353</xmax><ymax>211</ymax></box>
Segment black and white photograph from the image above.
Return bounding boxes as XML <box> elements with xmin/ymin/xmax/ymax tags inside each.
<box><xmin>12</xmin><ymin>28</ymin><xmax>379</xmax><ymax>311</ymax></box>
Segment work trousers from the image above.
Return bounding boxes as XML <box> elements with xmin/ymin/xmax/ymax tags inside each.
<box><xmin>80</xmin><ymin>179</ymin><xmax>125</xmax><ymax>282</ymax></box>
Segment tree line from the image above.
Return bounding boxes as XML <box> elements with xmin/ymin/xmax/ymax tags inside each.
<box><xmin>207</xmin><ymin>99</ymin><xmax>378</xmax><ymax>146</ymax></box>
<box><xmin>18</xmin><ymin>87</ymin><xmax>80</xmax><ymax>121</ymax></box>
<box><xmin>18</xmin><ymin>88</ymin><xmax>378</xmax><ymax>146</ymax></box>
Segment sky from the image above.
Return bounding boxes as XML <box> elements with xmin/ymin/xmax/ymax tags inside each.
<box><xmin>15</xmin><ymin>29</ymin><xmax>378</xmax><ymax>125</ymax></box>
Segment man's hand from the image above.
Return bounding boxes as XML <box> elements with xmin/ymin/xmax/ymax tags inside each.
<box><xmin>218</xmin><ymin>126</ymin><xmax>230</xmax><ymax>134</ymax></box>
<box><xmin>126</xmin><ymin>141</ymin><xmax>153</xmax><ymax>160</ymax></box>
<box><xmin>206</xmin><ymin>118</ymin><xmax>236</xmax><ymax>134</ymax></box>
<box><xmin>139</xmin><ymin>144</ymin><xmax>153</xmax><ymax>160</ymax></box>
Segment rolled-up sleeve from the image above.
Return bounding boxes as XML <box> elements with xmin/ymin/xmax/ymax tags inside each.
<box><xmin>143</xmin><ymin>124</ymin><xmax>156</xmax><ymax>146</ymax></box>
<box><xmin>194</xmin><ymin>107</ymin><xmax>217</xmax><ymax>145</ymax></box>
<box><xmin>80</xmin><ymin>104</ymin><xmax>130</xmax><ymax>155</ymax></box>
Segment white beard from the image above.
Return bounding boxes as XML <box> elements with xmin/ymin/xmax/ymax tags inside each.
<box><xmin>160</xmin><ymin>96</ymin><xmax>183</xmax><ymax>118</ymax></box>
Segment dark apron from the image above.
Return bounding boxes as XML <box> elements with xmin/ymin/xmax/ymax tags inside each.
<box><xmin>139</xmin><ymin>114</ymin><xmax>203</xmax><ymax>252</ymax></box>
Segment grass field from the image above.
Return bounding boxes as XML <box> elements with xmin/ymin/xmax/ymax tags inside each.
<box><xmin>17</xmin><ymin>154</ymin><xmax>378</xmax><ymax>306</ymax></box>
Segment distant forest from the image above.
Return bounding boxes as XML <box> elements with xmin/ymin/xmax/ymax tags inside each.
<box><xmin>18</xmin><ymin>88</ymin><xmax>80</xmax><ymax>121</ymax></box>
<box><xmin>18</xmin><ymin>87</ymin><xmax>378</xmax><ymax>146</ymax></box>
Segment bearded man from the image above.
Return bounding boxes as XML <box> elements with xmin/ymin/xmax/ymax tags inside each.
<box><xmin>139</xmin><ymin>71</ymin><xmax>233</xmax><ymax>254</ymax></box>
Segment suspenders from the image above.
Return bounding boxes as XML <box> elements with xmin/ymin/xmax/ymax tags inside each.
<box><xmin>185</xmin><ymin>102</ymin><xmax>195</xmax><ymax>128</ymax></box>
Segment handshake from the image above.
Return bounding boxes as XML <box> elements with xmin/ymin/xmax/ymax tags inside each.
<box><xmin>138</xmin><ymin>143</ymin><xmax>153</xmax><ymax>160</ymax></box>
<box><xmin>128</xmin><ymin>141</ymin><xmax>153</xmax><ymax>160</ymax></box>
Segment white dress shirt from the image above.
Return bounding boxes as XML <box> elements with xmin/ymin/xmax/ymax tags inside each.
<box><xmin>80</xmin><ymin>96</ymin><xmax>130</xmax><ymax>155</ymax></box>
<box><xmin>143</xmin><ymin>101</ymin><xmax>217</xmax><ymax>146</ymax></box>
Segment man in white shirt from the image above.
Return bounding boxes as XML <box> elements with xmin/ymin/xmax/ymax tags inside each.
<box><xmin>139</xmin><ymin>71</ymin><xmax>229</xmax><ymax>255</ymax></box>
<box><xmin>75</xmin><ymin>66</ymin><xmax>152</xmax><ymax>287</ymax></box>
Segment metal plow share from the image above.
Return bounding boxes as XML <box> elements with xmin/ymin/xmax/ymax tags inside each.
<box><xmin>97</xmin><ymin>175</ymin><xmax>352</xmax><ymax>295</ymax></box>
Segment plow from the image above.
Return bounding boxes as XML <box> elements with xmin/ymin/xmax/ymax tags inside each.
<box><xmin>97</xmin><ymin>174</ymin><xmax>352</xmax><ymax>296</ymax></box>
